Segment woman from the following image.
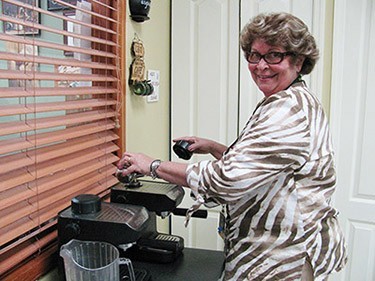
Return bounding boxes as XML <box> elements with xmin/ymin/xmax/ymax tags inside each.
<box><xmin>118</xmin><ymin>12</ymin><xmax>347</xmax><ymax>280</ymax></box>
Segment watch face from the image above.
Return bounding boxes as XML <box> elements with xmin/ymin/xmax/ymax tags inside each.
<box><xmin>150</xmin><ymin>160</ymin><xmax>161</xmax><ymax>179</ymax></box>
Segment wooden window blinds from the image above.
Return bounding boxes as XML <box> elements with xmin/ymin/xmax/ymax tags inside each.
<box><xmin>0</xmin><ymin>0</ymin><xmax>125</xmax><ymax>276</ymax></box>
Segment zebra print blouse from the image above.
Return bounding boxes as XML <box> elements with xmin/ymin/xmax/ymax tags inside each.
<box><xmin>186</xmin><ymin>82</ymin><xmax>347</xmax><ymax>280</ymax></box>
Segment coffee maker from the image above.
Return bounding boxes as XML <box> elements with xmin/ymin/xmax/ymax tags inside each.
<box><xmin>58</xmin><ymin>178</ymin><xmax>187</xmax><ymax>265</ymax></box>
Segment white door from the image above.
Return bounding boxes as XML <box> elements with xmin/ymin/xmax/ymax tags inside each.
<box><xmin>330</xmin><ymin>0</ymin><xmax>375</xmax><ymax>280</ymax></box>
<box><xmin>171</xmin><ymin>0</ymin><xmax>375</xmax><ymax>278</ymax></box>
<box><xmin>171</xmin><ymin>0</ymin><xmax>240</xmax><ymax>251</ymax></box>
<box><xmin>171</xmin><ymin>0</ymin><xmax>327</xmax><ymax>251</ymax></box>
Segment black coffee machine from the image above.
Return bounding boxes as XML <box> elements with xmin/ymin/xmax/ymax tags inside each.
<box><xmin>58</xmin><ymin>178</ymin><xmax>187</xmax><ymax>265</ymax></box>
<box><xmin>110</xmin><ymin>178</ymin><xmax>186</xmax><ymax>263</ymax></box>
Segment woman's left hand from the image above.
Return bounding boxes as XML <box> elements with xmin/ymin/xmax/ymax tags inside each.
<box><xmin>117</xmin><ymin>152</ymin><xmax>154</xmax><ymax>177</ymax></box>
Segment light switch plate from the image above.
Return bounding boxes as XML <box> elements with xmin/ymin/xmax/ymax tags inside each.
<box><xmin>147</xmin><ymin>70</ymin><xmax>160</xmax><ymax>103</ymax></box>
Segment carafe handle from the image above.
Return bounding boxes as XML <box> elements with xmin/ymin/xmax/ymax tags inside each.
<box><xmin>119</xmin><ymin>258</ymin><xmax>136</xmax><ymax>281</ymax></box>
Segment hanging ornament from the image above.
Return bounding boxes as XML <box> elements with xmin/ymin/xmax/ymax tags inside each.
<box><xmin>129</xmin><ymin>35</ymin><xmax>153</xmax><ymax>96</ymax></box>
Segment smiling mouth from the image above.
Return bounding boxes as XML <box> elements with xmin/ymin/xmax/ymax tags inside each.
<box><xmin>258</xmin><ymin>74</ymin><xmax>276</xmax><ymax>80</ymax></box>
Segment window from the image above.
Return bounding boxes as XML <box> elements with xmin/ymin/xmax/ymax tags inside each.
<box><xmin>0</xmin><ymin>0</ymin><xmax>125</xmax><ymax>276</ymax></box>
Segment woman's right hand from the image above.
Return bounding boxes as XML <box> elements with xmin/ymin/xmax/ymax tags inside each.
<box><xmin>173</xmin><ymin>136</ymin><xmax>227</xmax><ymax>159</ymax></box>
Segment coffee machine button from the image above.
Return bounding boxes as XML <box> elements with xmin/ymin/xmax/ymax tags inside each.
<box><xmin>65</xmin><ymin>222</ymin><xmax>80</xmax><ymax>239</ymax></box>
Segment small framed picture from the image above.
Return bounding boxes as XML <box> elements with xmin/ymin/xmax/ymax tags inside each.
<box><xmin>47</xmin><ymin>0</ymin><xmax>78</xmax><ymax>11</ymax></box>
<box><xmin>2</xmin><ymin>0</ymin><xmax>40</xmax><ymax>36</ymax></box>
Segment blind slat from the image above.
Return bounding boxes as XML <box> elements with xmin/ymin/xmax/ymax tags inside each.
<box><xmin>0</xmin><ymin>69</ymin><xmax>118</xmax><ymax>82</ymax></box>
<box><xmin>0</xmin><ymin>131</ymin><xmax>119</xmax><ymax>174</ymax></box>
<box><xmin>0</xmin><ymin>109</ymin><xmax>116</xmax><ymax>136</ymax></box>
<box><xmin>3</xmin><ymin>0</ymin><xmax>117</xmax><ymax>35</ymax></box>
<box><xmin>0</xmin><ymin>51</ymin><xmax>117</xmax><ymax>70</ymax></box>
<box><xmin>0</xmin><ymin>98</ymin><xmax>117</xmax><ymax>117</ymax></box>
<box><xmin>0</xmin><ymin>142</ymin><xmax>119</xmax><ymax>192</ymax></box>
<box><xmin>0</xmin><ymin>33</ymin><xmax>117</xmax><ymax>59</ymax></box>
<box><xmin>0</xmin><ymin>164</ymin><xmax>117</xmax><ymax>229</ymax></box>
<box><xmin>0</xmin><ymin>14</ymin><xmax>117</xmax><ymax>47</ymax></box>
<box><xmin>0</xmin><ymin>228</ymin><xmax>57</xmax><ymax>275</ymax></box>
<box><xmin>0</xmin><ymin>155</ymin><xmax>118</xmax><ymax>213</ymax></box>
<box><xmin>0</xmin><ymin>120</ymin><xmax>115</xmax><ymax>155</ymax></box>
<box><xmin>1</xmin><ymin>202</ymin><xmax>38</xmax><ymax>230</ymax></box>
<box><xmin>1</xmin><ymin>174</ymin><xmax>117</xmax><ymax>247</ymax></box>
<box><xmin>0</xmin><ymin>86</ymin><xmax>117</xmax><ymax>98</ymax></box>
<box><xmin>51</xmin><ymin>0</ymin><xmax>117</xmax><ymax>23</ymax></box>
<box><xmin>0</xmin><ymin>185</ymin><xmax>36</xmax><ymax>213</ymax></box>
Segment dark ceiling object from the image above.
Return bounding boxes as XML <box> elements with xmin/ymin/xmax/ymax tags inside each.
<box><xmin>129</xmin><ymin>0</ymin><xmax>151</xmax><ymax>23</ymax></box>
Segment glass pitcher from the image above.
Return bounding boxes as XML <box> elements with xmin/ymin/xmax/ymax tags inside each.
<box><xmin>60</xmin><ymin>239</ymin><xmax>135</xmax><ymax>281</ymax></box>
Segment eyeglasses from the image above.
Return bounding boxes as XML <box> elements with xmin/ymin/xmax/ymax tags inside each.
<box><xmin>247</xmin><ymin>51</ymin><xmax>295</xmax><ymax>64</ymax></box>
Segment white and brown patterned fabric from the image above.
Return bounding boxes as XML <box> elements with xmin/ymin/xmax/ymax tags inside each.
<box><xmin>186</xmin><ymin>82</ymin><xmax>347</xmax><ymax>281</ymax></box>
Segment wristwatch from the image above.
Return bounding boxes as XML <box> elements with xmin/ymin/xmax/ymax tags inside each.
<box><xmin>150</xmin><ymin>159</ymin><xmax>161</xmax><ymax>179</ymax></box>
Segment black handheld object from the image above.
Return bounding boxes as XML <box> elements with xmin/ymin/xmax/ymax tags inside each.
<box><xmin>173</xmin><ymin>140</ymin><xmax>193</xmax><ymax>160</ymax></box>
<box><xmin>115</xmin><ymin>170</ymin><xmax>143</xmax><ymax>188</ymax></box>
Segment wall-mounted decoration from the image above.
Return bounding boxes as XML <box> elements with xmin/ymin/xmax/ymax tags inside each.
<box><xmin>130</xmin><ymin>58</ymin><xmax>145</xmax><ymax>83</ymax></box>
<box><xmin>47</xmin><ymin>0</ymin><xmax>78</xmax><ymax>11</ymax></box>
<box><xmin>129</xmin><ymin>35</ymin><xmax>154</xmax><ymax>96</ymax></box>
<box><xmin>129</xmin><ymin>0</ymin><xmax>151</xmax><ymax>23</ymax></box>
<box><xmin>2</xmin><ymin>0</ymin><xmax>40</xmax><ymax>35</ymax></box>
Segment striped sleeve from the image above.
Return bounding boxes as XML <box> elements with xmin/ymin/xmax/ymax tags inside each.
<box><xmin>186</xmin><ymin>92</ymin><xmax>310</xmax><ymax>204</ymax></box>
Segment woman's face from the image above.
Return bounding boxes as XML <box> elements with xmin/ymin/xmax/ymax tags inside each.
<box><xmin>248</xmin><ymin>39</ymin><xmax>303</xmax><ymax>97</ymax></box>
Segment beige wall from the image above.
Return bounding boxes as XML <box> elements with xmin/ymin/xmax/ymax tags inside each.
<box><xmin>125</xmin><ymin>1</ymin><xmax>171</xmax><ymax>233</ymax></box>
<box><xmin>321</xmin><ymin>0</ymin><xmax>334</xmax><ymax>115</ymax></box>
<box><xmin>125</xmin><ymin>1</ymin><xmax>171</xmax><ymax>161</ymax></box>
